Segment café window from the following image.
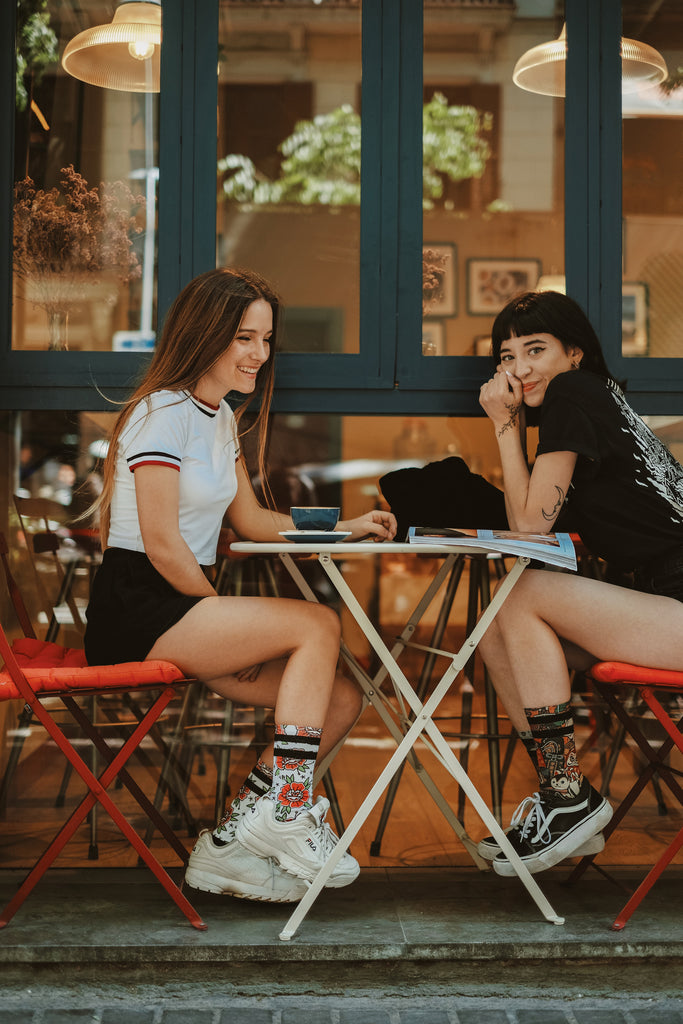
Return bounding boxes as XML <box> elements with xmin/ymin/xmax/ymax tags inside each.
<box><xmin>12</xmin><ymin>0</ymin><xmax>160</xmax><ymax>355</ymax></box>
<box><xmin>216</xmin><ymin>0</ymin><xmax>362</xmax><ymax>356</ymax></box>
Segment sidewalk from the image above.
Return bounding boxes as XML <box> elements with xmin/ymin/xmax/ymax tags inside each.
<box><xmin>1</xmin><ymin>864</ymin><xmax>681</xmax><ymax>1019</ymax></box>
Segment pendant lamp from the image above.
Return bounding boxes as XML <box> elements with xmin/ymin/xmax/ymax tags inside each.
<box><xmin>61</xmin><ymin>0</ymin><xmax>161</xmax><ymax>93</ymax></box>
<box><xmin>513</xmin><ymin>24</ymin><xmax>667</xmax><ymax>98</ymax></box>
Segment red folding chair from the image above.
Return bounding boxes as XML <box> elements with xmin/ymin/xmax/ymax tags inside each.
<box><xmin>0</xmin><ymin>532</ymin><xmax>206</xmax><ymax>931</ymax></box>
<box><xmin>567</xmin><ymin>660</ymin><xmax>683</xmax><ymax>930</ymax></box>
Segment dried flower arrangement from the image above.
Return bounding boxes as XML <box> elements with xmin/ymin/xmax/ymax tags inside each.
<box><xmin>13</xmin><ymin>165</ymin><xmax>145</xmax><ymax>349</ymax></box>
<box><xmin>422</xmin><ymin>246</ymin><xmax>448</xmax><ymax>317</ymax></box>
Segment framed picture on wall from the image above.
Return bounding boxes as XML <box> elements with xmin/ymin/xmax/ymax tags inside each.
<box><xmin>622</xmin><ymin>282</ymin><xmax>648</xmax><ymax>357</ymax></box>
<box><xmin>422</xmin><ymin>320</ymin><xmax>445</xmax><ymax>356</ymax></box>
<box><xmin>467</xmin><ymin>258</ymin><xmax>542</xmax><ymax>315</ymax></box>
<box><xmin>423</xmin><ymin>243</ymin><xmax>457</xmax><ymax>317</ymax></box>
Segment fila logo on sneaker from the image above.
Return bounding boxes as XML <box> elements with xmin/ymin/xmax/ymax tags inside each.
<box><xmin>306</xmin><ymin>838</ymin><xmax>318</xmax><ymax>852</ymax></box>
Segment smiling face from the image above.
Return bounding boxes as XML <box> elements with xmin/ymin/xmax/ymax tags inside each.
<box><xmin>498</xmin><ymin>332</ymin><xmax>583</xmax><ymax>407</ymax></box>
<box><xmin>195</xmin><ymin>298</ymin><xmax>273</xmax><ymax>404</ymax></box>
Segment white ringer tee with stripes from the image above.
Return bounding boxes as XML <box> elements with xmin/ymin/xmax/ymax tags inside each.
<box><xmin>108</xmin><ymin>390</ymin><xmax>240</xmax><ymax>565</ymax></box>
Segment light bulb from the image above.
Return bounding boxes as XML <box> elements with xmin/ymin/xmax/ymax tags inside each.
<box><xmin>128</xmin><ymin>40</ymin><xmax>155</xmax><ymax>61</ymax></box>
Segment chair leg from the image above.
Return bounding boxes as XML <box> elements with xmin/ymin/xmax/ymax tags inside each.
<box><xmin>369</xmin><ymin>556</ymin><xmax>465</xmax><ymax>856</ymax></box>
<box><xmin>0</xmin><ymin>687</ymin><xmax>206</xmax><ymax>931</ymax></box>
<box><xmin>457</xmin><ymin>559</ymin><xmax>482</xmax><ymax>821</ymax></box>
<box><xmin>213</xmin><ymin>699</ymin><xmax>236</xmax><ymax>824</ymax></box>
<box><xmin>321</xmin><ymin>769</ymin><xmax>344</xmax><ymax>836</ymax></box>
<box><xmin>611</xmin><ymin>826</ymin><xmax>683</xmax><ymax>930</ymax></box>
<box><xmin>0</xmin><ymin>705</ymin><xmax>32</xmax><ymax>817</ymax></box>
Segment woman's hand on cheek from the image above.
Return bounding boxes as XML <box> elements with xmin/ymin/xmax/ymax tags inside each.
<box><xmin>479</xmin><ymin>368</ymin><xmax>523</xmax><ymax>433</ymax></box>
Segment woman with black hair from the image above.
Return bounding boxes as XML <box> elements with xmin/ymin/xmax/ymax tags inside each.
<box><xmin>477</xmin><ymin>289</ymin><xmax>683</xmax><ymax>876</ymax></box>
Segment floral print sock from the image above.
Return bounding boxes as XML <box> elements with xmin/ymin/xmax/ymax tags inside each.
<box><xmin>267</xmin><ymin>724</ymin><xmax>322</xmax><ymax>823</ymax></box>
<box><xmin>212</xmin><ymin>758</ymin><xmax>272</xmax><ymax>844</ymax></box>
<box><xmin>525</xmin><ymin>701</ymin><xmax>583</xmax><ymax>800</ymax></box>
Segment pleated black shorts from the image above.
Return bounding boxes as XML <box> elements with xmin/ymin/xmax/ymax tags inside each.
<box><xmin>84</xmin><ymin>547</ymin><xmax>205</xmax><ymax>666</ymax></box>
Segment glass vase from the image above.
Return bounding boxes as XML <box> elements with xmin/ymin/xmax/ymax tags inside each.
<box><xmin>47</xmin><ymin>310</ymin><xmax>69</xmax><ymax>351</ymax></box>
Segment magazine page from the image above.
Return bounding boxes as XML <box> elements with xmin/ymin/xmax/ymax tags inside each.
<box><xmin>408</xmin><ymin>527</ymin><xmax>577</xmax><ymax>571</ymax></box>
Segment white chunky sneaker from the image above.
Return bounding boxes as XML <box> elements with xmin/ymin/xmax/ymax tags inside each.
<box><xmin>236</xmin><ymin>795</ymin><xmax>360</xmax><ymax>888</ymax></box>
<box><xmin>184</xmin><ymin>830</ymin><xmax>309</xmax><ymax>902</ymax></box>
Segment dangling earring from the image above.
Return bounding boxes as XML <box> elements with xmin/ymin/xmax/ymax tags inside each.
<box><xmin>572</xmin><ymin>358</ymin><xmax>581</xmax><ymax>370</ymax></box>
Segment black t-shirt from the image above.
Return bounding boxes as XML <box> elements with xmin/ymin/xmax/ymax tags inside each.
<box><xmin>536</xmin><ymin>370</ymin><xmax>683</xmax><ymax>571</ymax></box>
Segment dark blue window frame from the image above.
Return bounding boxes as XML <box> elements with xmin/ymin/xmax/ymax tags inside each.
<box><xmin>1</xmin><ymin>0</ymin><xmax>681</xmax><ymax>414</ymax></box>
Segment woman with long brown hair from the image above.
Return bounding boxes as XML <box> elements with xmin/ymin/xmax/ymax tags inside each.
<box><xmin>85</xmin><ymin>267</ymin><xmax>396</xmax><ymax>903</ymax></box>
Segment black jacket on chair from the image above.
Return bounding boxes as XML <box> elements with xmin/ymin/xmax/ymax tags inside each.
<box><xmin>379</xmin><ymin>457</ymin><xmax>508</xmax><ymax>541</ymax></box>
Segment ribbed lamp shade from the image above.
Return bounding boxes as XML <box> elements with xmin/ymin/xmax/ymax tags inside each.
<box><xmin>61</xmin><ymin>1</ymin><xmax>161</xmax><ymax>93</ymax></box>
<box><xmin>513</xmin><ymin>24</ymin><xmax>668</xmax><ymax>98</ymax></box>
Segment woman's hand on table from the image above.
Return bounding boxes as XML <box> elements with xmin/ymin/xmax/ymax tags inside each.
<box><xmin>339</xmin><ymin>509</ymin><xmax>397</xmax><ymax>542</ymax></box>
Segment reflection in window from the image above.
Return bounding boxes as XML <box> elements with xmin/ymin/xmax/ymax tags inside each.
<box><xmin>216</xmin><ymin>0</ymin><xmax>362</xmax><ymax>354</ymax></box>
<box><xmin>422</xmin><ymin>4</ymin><xmax>565</xmax><ymax>357</ymax></box>
<box><xmin>12</xmin><ymin>0</ymin><xmax>159</xmax><ymax>353</ymax></box>
<box><xmin>622</xmin><ymin>1</ymin><xmax>683</xmax><ymax>358</ymax></box>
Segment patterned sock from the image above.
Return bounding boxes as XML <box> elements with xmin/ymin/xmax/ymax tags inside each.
<box><xmin>267</xmin><ymin>724</ymin><xmax>322</xmax><ymax>823</ymax></box>
<box><xmin>525</xmin><ymin>701</ymin><xmax>583</xmax><ymax>801</ymax></box>
<box><xmin>518</xmin><ymin>728</ymin><xmax>539</xmax><ymax>770</ymax></box>
<box><xmin>212</xmin><ymin>758</ymin><xmax>272</xmax><ymax>845</ymax></box>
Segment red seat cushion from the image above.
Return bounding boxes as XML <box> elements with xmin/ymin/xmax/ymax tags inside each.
<box><xmin>590</xmin><ymin>660</ymin><xmax>683</xmax><ymax>690</ymax></box>
<box><xmin>0</xmin><ymin>637</ymin><xmax>186</xmax><ymax>701</ymax></box>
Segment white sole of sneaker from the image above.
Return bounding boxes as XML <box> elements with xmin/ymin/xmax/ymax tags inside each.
<box><xmin>478</xmin><ymin>829</ymin><xmax>606</xmax><ymax>863</ymax></box>
<box><xmin>184</xmin><ymin>867</ymin><xmax>307</xmax><ymax>903</ymax></box>
<box><xmin>492</xmin><ymin>799</ymin><xmax>613</xmax><ymax>876</ymax></box>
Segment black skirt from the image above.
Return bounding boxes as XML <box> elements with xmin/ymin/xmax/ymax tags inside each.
<box><xmin>84</xmin><ymin>547</ymin><xmax>205</xmax><ymax>666</ymax></box>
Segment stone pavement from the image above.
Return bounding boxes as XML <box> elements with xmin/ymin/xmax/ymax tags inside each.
<box><xmin>1</xmin><ymin>866</ymin><xmax>681</xmax><ymax>1021</ymax></box>
<box><xmin>0</xmin><ymin>1000</ymin><xmax>682</xmax><ymax>1023</ymax></box>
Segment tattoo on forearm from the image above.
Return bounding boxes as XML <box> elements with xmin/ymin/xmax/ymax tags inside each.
<box><xmin>496</xmin><ymin>400</ymin><xmax>522</xmax><ymax>439</ymax></box>
<box><xmin>542</xmin><ymin>485</ymin><xmax>565</xmax><ymax>522</ymax></box>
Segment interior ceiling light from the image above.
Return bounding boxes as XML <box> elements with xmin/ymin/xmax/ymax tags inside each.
<box><xmin>513</xmin><ymin>24</ymin><xmax>668</xmax><ymax>98</ymax></box>
<box><xmin>62</xmin><ymin>0</ymin><xmax>161</xmax><ymax>93</ymax></box>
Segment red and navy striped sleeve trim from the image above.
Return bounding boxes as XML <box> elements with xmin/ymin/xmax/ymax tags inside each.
<box><xmin>127</xmin><ymin>451</ymin><xmax>181</xmax><ymax>472</ymax></box>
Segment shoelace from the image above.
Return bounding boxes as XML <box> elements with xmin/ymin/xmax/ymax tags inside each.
<box><xmin>509</xmin><ymin>792</ymin><xmax>552</xmax><ymax>846</ymax></box>
<box><xmin>308</xmin><ymin>798</ymin><xmax>341</xmax><ymax>857</ymax></box>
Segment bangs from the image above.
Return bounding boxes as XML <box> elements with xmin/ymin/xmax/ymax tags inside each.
<box><xmin>492</xmin><ymin>291</ymin><xmax>566</xmax><ymax>360</ymax></box>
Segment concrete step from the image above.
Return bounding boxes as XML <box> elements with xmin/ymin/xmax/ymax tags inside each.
<box><xmin>1</xmin><ymin>866</ymin><xmax>681</xmax><ymax>999</ymax></box>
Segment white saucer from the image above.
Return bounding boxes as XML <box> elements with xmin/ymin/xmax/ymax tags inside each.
<box><xmin>279</xmin><ymin>531</ymin><xmax>352</xmax><ymax>544</ymax></box>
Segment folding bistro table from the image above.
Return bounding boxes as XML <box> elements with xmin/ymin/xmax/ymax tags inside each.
<box><xmin>230</xmin><ymin>539</ymin><xmax>566</xmax><ymax>939</ymax></box>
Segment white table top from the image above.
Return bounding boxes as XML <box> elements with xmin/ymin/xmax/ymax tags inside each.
<box><xmin>229</xmin><ymin>540</ymin><xmax>497</xmax><ymax>556</ymax></box>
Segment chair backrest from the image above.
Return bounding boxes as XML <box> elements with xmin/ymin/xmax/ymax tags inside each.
<box><xmin>13</xmin><ymin>494</ymin><xmax>84</xmax><ymax>638</ymax></box>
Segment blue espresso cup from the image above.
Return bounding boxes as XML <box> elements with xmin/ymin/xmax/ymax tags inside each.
<box><xmin>291</xmin><ymin>506</ymin><xmax>341</xmax><ymax>532</ymax></box>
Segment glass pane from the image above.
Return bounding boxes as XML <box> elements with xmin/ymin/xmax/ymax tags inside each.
<box><xmin>12</xmin><ymin>1</ymin><xmax>159</xmax><ymax>352</ymax></box>
<box><xmin>422</xmin><ymin>4</ymin><xmax>565</xmax><ymax>357</ymax></box>
<box><xmin>216</xmin><ymin>0</ymin><xmax>361</xmax><ymax>353</ymax></box>
<box><xmin>622</xmin><ymin>1</ymin><xmax>683</xmax><ymax>358</ymax></box>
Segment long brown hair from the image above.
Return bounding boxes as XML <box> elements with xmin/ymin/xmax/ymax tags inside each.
<box><xmin>94</xmin><ymin>267</ymin><xmax>280</xmax><ymax>547</ymax></box>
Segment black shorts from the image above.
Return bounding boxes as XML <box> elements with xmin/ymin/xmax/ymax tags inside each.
<box><xmin>84</xmin><ymin>547</ymin><xmax>205</xmax><ymax>666</ymax></box>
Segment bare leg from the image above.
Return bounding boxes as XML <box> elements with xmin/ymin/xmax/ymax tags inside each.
<box><xmin>488</xmin><ymin>569</ymin><xmax>683</xmax><ymax>708</ymax></box>
<box><xmin>148</xmin><ymin>594</ymin><xmax>352</xmax><ymax>734</ymax></box>
<box><xmin>164</xmin><ymin>596</ymin><xmax>362</xmax><ymax>898</ymax></box>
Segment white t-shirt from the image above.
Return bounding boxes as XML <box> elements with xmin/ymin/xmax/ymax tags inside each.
<box><xmin>108</xmin><ymin>390</ymin><xmax>240</xmax><ymax>565</ymax></box>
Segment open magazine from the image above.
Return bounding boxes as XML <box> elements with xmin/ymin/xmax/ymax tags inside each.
<box><xmin>408</xmin><ymin>527</ymin><xmax>577</xmax><ymax>571</ymax></box>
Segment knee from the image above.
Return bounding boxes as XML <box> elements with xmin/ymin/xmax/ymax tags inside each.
<box><xmin>307</xmin><ymin>602</ymin><xmax>342</xmax><ymax>646</ymax></box>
